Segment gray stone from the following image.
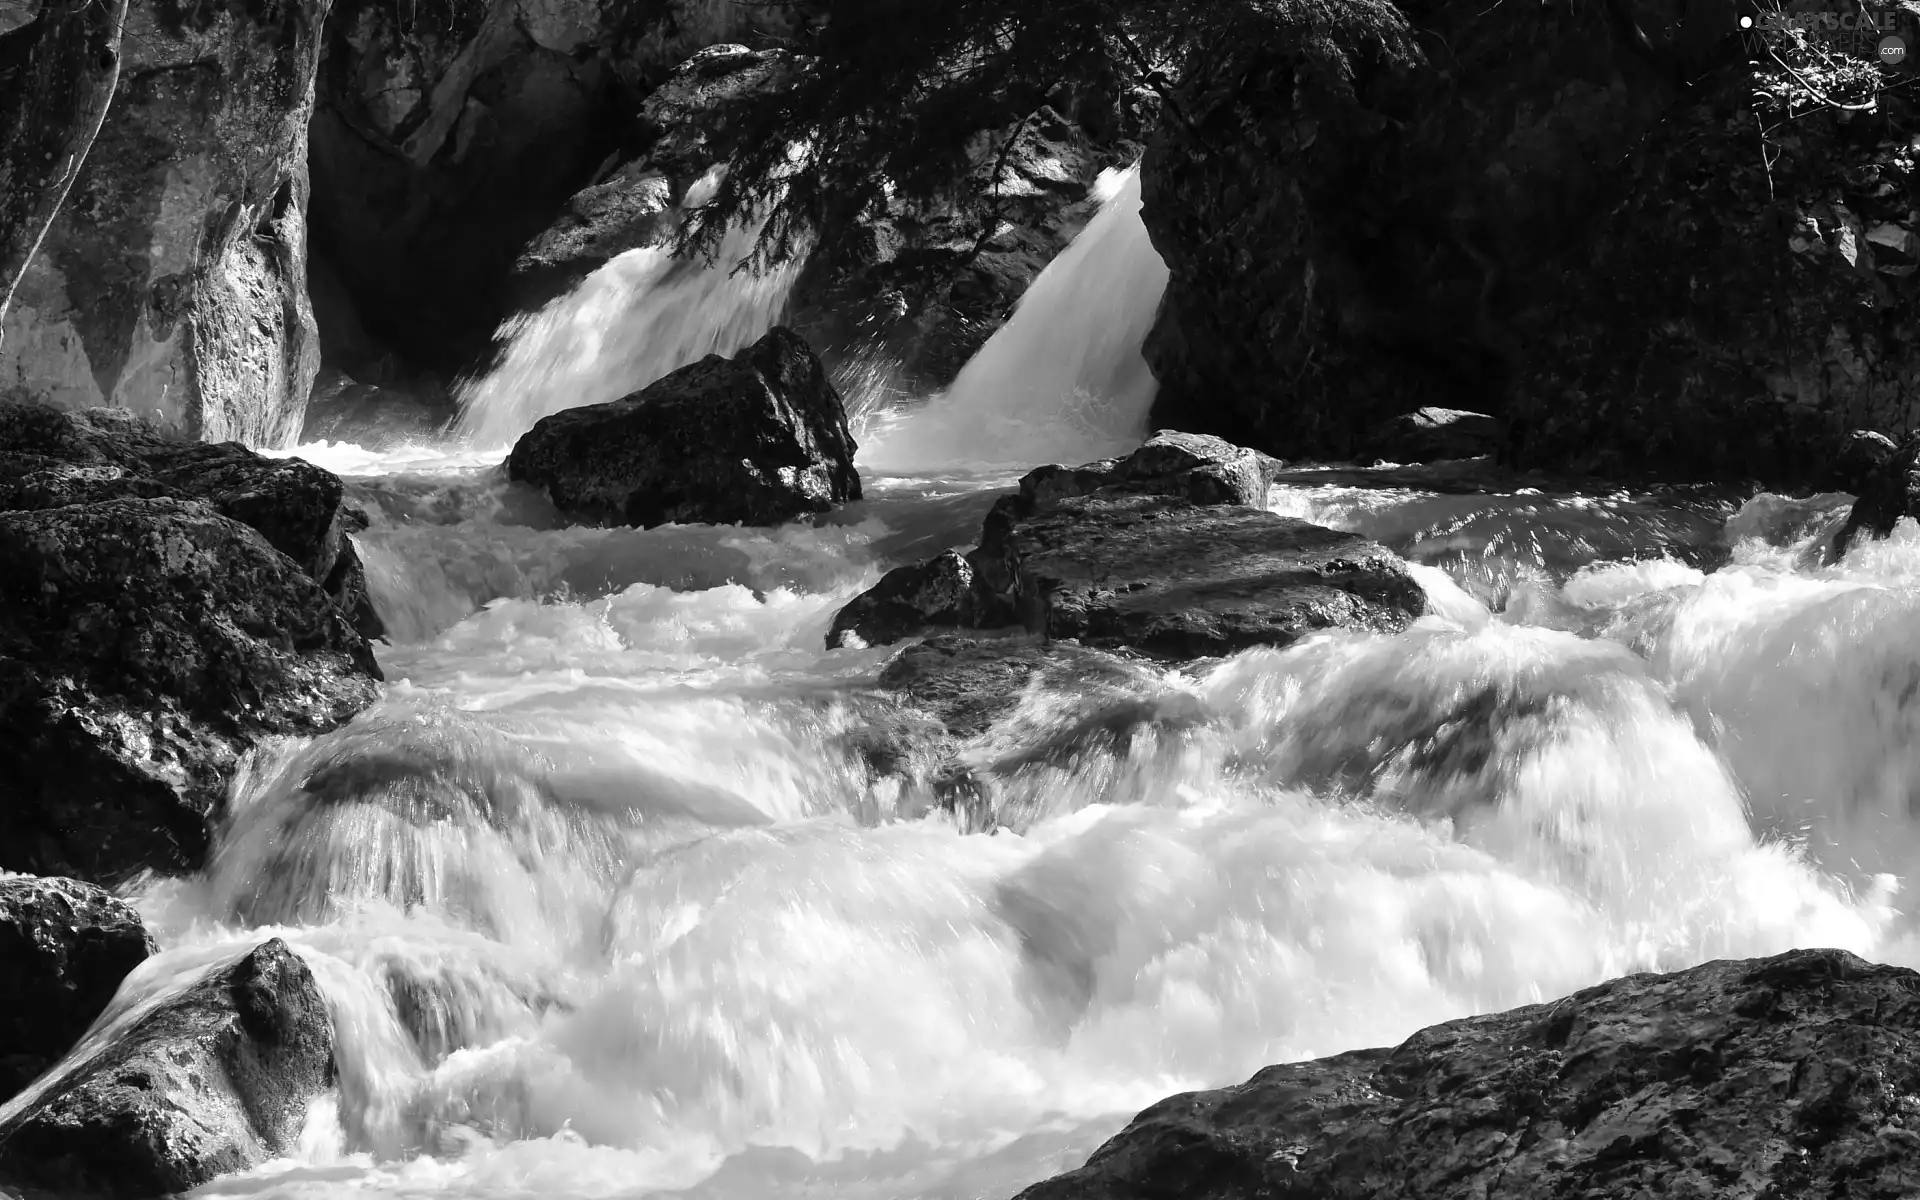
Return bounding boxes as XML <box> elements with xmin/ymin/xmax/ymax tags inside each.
<box><xmin>1363</xmin><ymin>407</ymin><xmax>1501</xmax><ymax>463</ymax></box>
<box><xmin>0</xmin><ymin>938</ymin><xmax>334</xmax><ymax>1200</ymax></box>
<box><xmin>1013</xmin><ymin>948</ymin><xmax>1920</xmax><ymax>1200</ymax></box>
<box><xmin>507</xmin><ymin>327</ymin><xmax>861</xmax><ymax>529</ymax></box>
<box><xmin>0</xmin><ymin>875</ymin><xmax>155</xmax><ymax>1102</ymax></box>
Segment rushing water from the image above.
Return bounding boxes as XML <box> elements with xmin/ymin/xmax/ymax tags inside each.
<box><xmin>16</xmin><ymin>166</ymin><xmax>1920</xmax><ymax>1200</ymax></box>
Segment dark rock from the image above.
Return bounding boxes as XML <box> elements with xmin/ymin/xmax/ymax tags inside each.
<box><xmin>1829</xmin><ymin>428</ymin><xmax>1900</xmax><ymax>491</ymax></box>
<box><xmin>828</xmin><ymin>551</ymin><xmax>980</xmax><ymax>650</ymax></box>
<box><xmin>0</xmin><ymin>0</ymin><xmax>327</xmax><ymax>446</ymax></box>
<box><xmin>1834</xmin><ymin>432</ymin><xmax>1920</xmax><ymax>559</ymax></box>
<box><xmin>0</xmin><ymin>938</ymin><xmax>334</xmax><ymax>1200</ymax></box>
<box><xmin>310</xmin><ymin>2</ymin><xmax>798</xmax><ymax>373</ymax></box>
<box><xmin>1139</xmin><ymin>0</ymin><xmax>1920</xmax><ymax>483</ymax></box>
<box><xmin>0</xmin><ymin>403</ymin><xmax>383</xmax><ymax>882</ymax></box>
<box><xmin>1363</xmin><ymin>407</ymin><xmax>1501</xmax><ymax>464</ymax></box>
<box><xmin>0</xmin><ymin>876</ymin><xmax>156</xmax><ymax>1102</ymax></box>
<box><xmin>980</xmin><ymin>492</ymin><xmax>1425</xmax><ymax>660</ymax></box>
<box><xmin>507</xmin><ymin>327</ymin><xmax>861</xmax><ymax>528</ymax></box>
<box><xmin>1014</xmin><ymin>947</ymin><xmax>1920</xmax><ymax>1200</ymax></box>
<box><xmin>299</xmin><ymin>370</ymin><xmax>457</xmax><ymax>450</ymax></box>
<box><xmin>828</xmin><ymin>431</ymin><xmax>1418</xmax><ymax>657</ymax></box>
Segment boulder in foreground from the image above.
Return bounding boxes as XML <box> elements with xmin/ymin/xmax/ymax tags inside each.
<box><xmin>829</xmin><ymin>431</ymin><xmax>1424</xmax><ymax>658</ymax></box>
<box><xmin>0</xmin><ymin>403</ymin><xmax>384</xmax><ymax>882</ymax></box>
<box><xmin>508</xmin><ymin>326</ymin><xmax>862</xmax><ymax>528</ymax></box>
<box><xmin>0</xmin><ymin>876</ymin><xmax>156</xmax><ymax>1102</ymax></box>
<box><xmin>1014</xmin><ymin>947</ymin><xmax>1920</xmax><ymax>1200</ymax></box>
<box><xmin>0</xmin><ymin>938</ymin><xmax>333</xmax><ymax>1200</ymax></box>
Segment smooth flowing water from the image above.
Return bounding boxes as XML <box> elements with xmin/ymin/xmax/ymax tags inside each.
<box><xmin>21</xmin><ymin>167</ymin><xmax>1920</xmax><ymax>1200</ymax></box>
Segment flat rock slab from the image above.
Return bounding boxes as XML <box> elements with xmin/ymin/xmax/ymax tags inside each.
<box><xmin>985</xmin><ymin>492</ymin><xmax>1426</xmax><ymax>659</ymax></box>
<box><xmin>1013</xmin><ymin>947</ymin><xmax>1920</xmax><ymax>1200</ymax></box>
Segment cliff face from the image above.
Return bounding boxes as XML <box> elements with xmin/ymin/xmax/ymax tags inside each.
<box><xmin>1140</xmin><ymin>0</ymin><xmax>1920</xmax><ymax>481</ymax></box>
<box><xmin>0</xmin><ymin>0</ymin><xmax>330</xmax><ymax>448</ymax></box>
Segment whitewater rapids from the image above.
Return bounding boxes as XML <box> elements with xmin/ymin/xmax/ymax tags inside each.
<box><xmin>19</xmin><ymin>166</ymin><xmax>1920</xmax><ymax>1200</ymax></box>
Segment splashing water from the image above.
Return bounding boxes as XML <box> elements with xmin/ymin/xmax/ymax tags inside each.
<box><xmin>455</xmin><ymin>172</ymin><xmax>801</xmax><ymax>450</ymax></box>
<box><xmin>861</xmin><ymin>165</ymin><xmax>1169</xmax><ymax>473</ymax></box>
<box><xmin>39</xmin><ymin>175</ymin><xmax>1920</xmax><ymax>1200</ymax></box>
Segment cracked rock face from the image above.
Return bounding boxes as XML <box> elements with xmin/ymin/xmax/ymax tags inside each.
<box><xmin>1014</xmin><ymin>948</ymin><xmax>1920</xmax><ymax>1200</ymax></box>
<box><xmin>0</xmin><ymin>938</ymin><xmax>334</xmax><ymax>1200</ymax></box>
<box><xmin>0</xmin><ymin>875</ymin><xmax>156</xmax><ymax>1103</ymax></box>
<box><xmin>0</xmin><ymin>0</ymin><xmax>327</xmax><ymax>447</ymax></box>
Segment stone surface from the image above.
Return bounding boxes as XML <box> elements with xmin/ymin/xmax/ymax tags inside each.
<box><xmin>1014</xmin><ymin>947</ymin><xmax>1920</xmax><ymax>1200</ymax></box>
<box><xmin>1139</xmin><ymin>0</ymin><xmax>1920</xmax><ymax>482</ymax></box>
<box><xmin>1363</xmin><ymin>407</ymin><xmax>1502</xmax><ymax>464</ymax></box>
<box><xmin>980</xmin><ymin>491</ymin><xmax>1426</xmax><ymax>659</ymax></box>
<box><xmin>299</xmin><ymin>369</ymin><xmax>457</xmax><ymax>449</ymax></box>
<box><xmin>0</xmin><ymin>875</ymin><xmax>156</xmax><ymax>1102</ymax></box>
<box><xmin>311</xmin><ymin>2</ymin><xmax>800</xmax><ymax>372</ymax></box>
<box><xmin>1834</xmin><ymin>431</ymin><xmax>1920</xmax><ymax>559</ymax></box>
<box><xmin>507</xmin><ymin>326</ymin><xmax>861</xmax><ymax>528</ymax></box>
<box><xmin>828</xmin><ymin>431</ymin><xmax>1414</xmax><ymax>658</ymax></box>
<box><xmin>0</xmin><ymin>938</ymin><xmax>334</xmax><ymax>1200</ymax></box>
<box><xmin>0</xmin><ymin>403</ymin><xmax>383</xmax><ymax>882</ymax></box>
<box><xmin>0</xmin><ymin>0</ymin><xmax>328</xmax><ymax>448</ymax></box>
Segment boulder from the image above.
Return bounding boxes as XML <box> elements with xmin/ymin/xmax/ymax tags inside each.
<box><xmin>507</xmin><ymin>326</ymin><xmax>861</xmax><ymax>528</ymax></box>
<box><xmin>0</xmin><ymin>875</ymin><xmax>156</xmax><ymax>1102</ymax></box>
<box><xmin>1362</xmin><ymin>407</ymin><xmax>1501</xmax><ymax>464</ymax></box>
<box><xmin>0</xmin><ymin>938</ymin><xmax>334</xmax><ymax>1200</ymax></box>
<box><xmin>828</xmin><ymin>431</ymin><xmax>1421</xmax><ymax>658</ymax></box>
<box><xmin>1139</xmin><ymin>0</ymin><xmax>1920</xmax><ymax>483</ymax></box>
<box><xmin>1833</xmin><ymin>431</ymin><xmax>1920</xmax><ymax>559</ymax></box>
<box><xmin>299</xmin><ymin>369</ymin><xmax>457</xmax><ymax>449</ymax></box>
<box><xmin>0</xmin><ymin>404</ymin><xmax>383</xmax><ymax>882</ymax></box>
<box><xmin>1013</xmin><ymin>947</ymin><xmax>1920</xmax><ymax>1200</ymax></box>
<box><xmin>0</xmin><ymin>0</ymin><xmax>328</xmax><ymax>447</ymax></box>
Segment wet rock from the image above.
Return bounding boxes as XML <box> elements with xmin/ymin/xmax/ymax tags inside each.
<box><xmin>0</xmin><ymin>875</ymin><xmax>156</xmax><ymax>1102</ymax></box>
<box><xmin>980</xmin><ymin>491</ymin><xmax>1425</xmax><ymax>659</ymax></box>
<box><xmin>0</xmin><ymin>0</ymin><xmax>328</xmax><ymax>446</ymax></box>
<box><xmin>1834</xmin><ymin>431</ymin><xmax>1920</xmax><ymax>559</ymax></box>
<box><xmin>1014</xmin><ymin>948</ymin><xmax>1920</xmax><ymax>1200</ymax></box>
<box><xmin>1363</xmin><ymin>407</ymin><xmax>1501</xmax><ymax>464</ymax></box>
<box><xmin>827</xmin><ymin>551</ymin><xmax>981</xmax><ymax>651</ymax></box>
<box><xmin>299</xmin><ymin>370</ymin><xmax>457</xmax><ymax>450</ymax></box>
<box><xmin>829</xmin><ymin>431</ymin><xmax>1419</xmax><ymax>658</ymax></box>
<box><xmin>507</xmin><ymin>327</ymin><xmax>861</xmax><ymax>528</ymax></box>
<box><xmin>0</xmin><ymin>938</ymin><xmax>334</xmax><ymax>1200</ymax></box>
<box><xmin>0</xmin><ymin>404</ymin><xmax>383</xmax><ymax>882</ymax></box>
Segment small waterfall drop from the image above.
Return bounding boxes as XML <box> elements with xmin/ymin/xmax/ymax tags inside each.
<box><xmin>863</xmin><ymin>164</ymin><xmax>1170</xmax><ymax>472</ymax></box>
<box><xmin>454</xmin><ymin>174</ymin><xmax>801</xmax><ymax>450</ymax></box>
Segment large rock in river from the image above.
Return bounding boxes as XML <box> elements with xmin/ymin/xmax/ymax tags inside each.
<box><xmin>0</xmin><ymin>875</ymin><xmax>156</xmax><ymax>1103</ymax></box>
<box><xmin>507</xmin><ymin>326</ymin><xmax>861</xmax><ymax>528</ymax></box>
<box><xmin>829</xmin><ymin>431</ymin><xmax>1424</xmax><ymax>657</ymax></box>
<box><xmin>0</xmin><ymin>938</ymin><xmax>333</xmax><ymax>1200</ymax></box>
<box><xmin>0</xmin><ymin>0</ymin><xmax>328</xmax><ymax>446</ymax></box>
<box><xmin>0</xmin><ymin>403</ymin><xmax>383</xmax><ymax>882</ymax></box>
<box><xmin>1015</xmin><ymin>947</ymin><xmax>1920</xmax><ymax>1200</ymax></box>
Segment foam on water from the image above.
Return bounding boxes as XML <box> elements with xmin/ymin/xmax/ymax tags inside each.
<box><xmin>32</xmin><ymin>177</ymin><xmax>1920</xmax><ymax>1200</ymax></box>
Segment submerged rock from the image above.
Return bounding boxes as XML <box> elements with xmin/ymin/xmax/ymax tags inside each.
<box><xmin>1015</xmin><ymin>948</ymin><xmax>1920</xmax><ymax>1200</ymax></box>
<box><xmin>0</xmin><ymin>938</ymin><xmax>334</xmax><ymax>1200</ymax></box>
<box><xmin>829</xmin><ymin>431</ymin><xmax>1421</xmax><ymax>657</ymax></box>
<box><xmin>0</xmin><ymin>876</ymin><xmax>156</xmax><ymax>1102</ymax></box>
<box><xmin>0</xmin><ymin>404</ymin><xmax>383</xmax><ymax>882</ymax></box>
<box><xmin>507</xmin><ymin>326</ymin><xmax>861</xmax><ymax>528</ymax></box>
<box><xmin>1833</xmin><ymin>431</ymin><xmax>1920</xmax><ymax>559</ymax></box>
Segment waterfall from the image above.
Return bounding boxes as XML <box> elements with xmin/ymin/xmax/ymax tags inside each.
<box><xmin>454</xmin><ymin>173</ymin><xmax>801</xmax><ymax>450</ymax></box>
<box><xmin>862</xmin><ymin>164</ymin><xmax>1169</xmax><ymax>472</ymax></box>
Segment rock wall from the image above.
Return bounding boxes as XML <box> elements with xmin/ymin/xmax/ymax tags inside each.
<box><xmin>0</xmin><ymin>0</ymin><xmax>330</xmax><ymax>448</ymax></box>
<box><xmin>1140</xmin><ymin>0</ymin><xmax>1920</xmax><ymax>481</ymax></box>
<box><xmin>309</xmin><ymin>0</ymin><xmax>800</xmax><ymax>374</ymax></box>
